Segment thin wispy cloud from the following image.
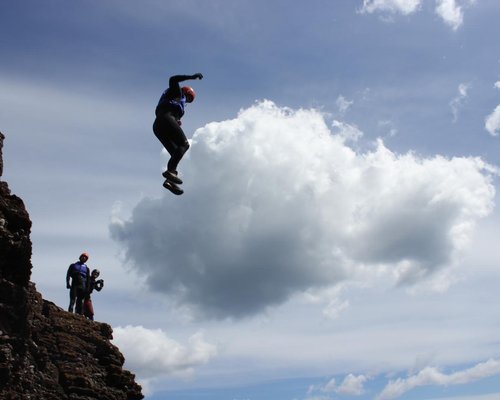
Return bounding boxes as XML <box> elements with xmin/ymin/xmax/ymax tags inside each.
<box><xmin>338</xmin><ymin>374</ymin><xmax>370</xmax><ymax>395</ymax></box>
<box><xmin>377</xmin><ymin>359</ymin><xmax>500</xmax><ymax>399</ymax></box>
<box><xmin>336</xmin><ymin>95</ymin><xmax>354</xmax><ymax>115</ymax></box>
<box><xmin>308</xmin><ymin>373</ymin><xmax>370</xmax><ymax>397</ymax></box>
<box><xmin>485</xmin><ymin>105</ymin><xmax>500</xmax><ymax>137</ymax></box>
<box><xmin>450</xmin><ymin>83</ymin><xmax>470</xmax><ymax>122</ymax></box>
<box><xmin>360</xmin><ymin>0</ymin><xmax>422</xmax><ymax>15</ymax></box>
<box><xmin>485</xmin><ymin>81</ymin><xmax>500</xmax><ymax>136</ymax></box>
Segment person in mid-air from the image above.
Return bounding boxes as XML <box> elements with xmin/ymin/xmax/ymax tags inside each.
<box><xmin>153</xmin><ymin>72</ymin><xmax>203</xmax><ymax>195</ymax></box>
<box><xmin>66</xmin><ymin>252</ymin><xmax>90</xmax><ymax>315</ymax></box>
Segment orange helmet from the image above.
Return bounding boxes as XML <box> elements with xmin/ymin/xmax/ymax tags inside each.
<box><xmin>182</xmin><ymin>86</ymin><xmax>196</xmax><ymax>103</ymax></box>
<box><xmin>80</xmin><ymin>252</ymin><xmax>89</xmax><ymax>260</ymax></box>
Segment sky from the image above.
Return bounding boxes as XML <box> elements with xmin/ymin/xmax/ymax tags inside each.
<box><xmin>1</xmin><ymin>1</ymin><xmax>500</xmax><ymax>399</ymax></box>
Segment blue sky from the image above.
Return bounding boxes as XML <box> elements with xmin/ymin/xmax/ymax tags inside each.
<box><xmin>2</xmin><ymin>1</ymin><xmax>500</xmax><ymax>399</ymax></box>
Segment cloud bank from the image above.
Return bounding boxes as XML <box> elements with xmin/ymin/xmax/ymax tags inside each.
<box><xmin>110</xmin><ymin>101</ymin><xmax>495</xmax><ymax>319</ymax></box>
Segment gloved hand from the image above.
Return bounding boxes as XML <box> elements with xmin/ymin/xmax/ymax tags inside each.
<box><xmin>95</xmin><ymin>279</ymin><xmax>104</xmax><ymax>291</ymax></box>
<box><xmin>192</xmin><ymin>73</ymin><xmax>203</xmax><ymax>80</ymax></box>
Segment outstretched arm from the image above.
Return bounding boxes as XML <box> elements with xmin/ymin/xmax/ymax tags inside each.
<box><xmin>168</xmin><ymin>73</ymin><xmax>203</xmax><ymax>95</ymax></box>
<box><xmin>169</xmin><ymin>73</ymin><xmax>203</xmax><ymax>85</ymax></box>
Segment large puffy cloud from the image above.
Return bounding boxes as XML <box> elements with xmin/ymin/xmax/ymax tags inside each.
<box><xmin>377</xmin><ymin>359</ymin><xmax>500</xmax><ymax>399</ymax></box>
<box><xmin>110</xmin><ymin>101</ymin><xmax>495</xmax><ymax>319</ymax></box>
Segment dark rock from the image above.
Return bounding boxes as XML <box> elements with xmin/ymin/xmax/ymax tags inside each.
<box><xmin>0</xmin><ymin>133</ymin><xmax>143</xmax><ymax>399</ymax></box>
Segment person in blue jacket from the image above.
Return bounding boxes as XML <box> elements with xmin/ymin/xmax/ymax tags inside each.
<box><xmin>66</xmin><ymin>252</ymin><xmax>90</xmax><ymax>315</ymax></box>
<box><xmin>153</xmin><ymin>73</ymin><xmax>203</xmax><ymax>195</ymax></box>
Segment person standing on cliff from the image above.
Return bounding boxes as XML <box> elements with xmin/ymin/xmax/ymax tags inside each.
<box><xmin>66</xmin><ymin>252</ymin><xmax>90</xmax><ymax>315</ymax></box>
<box><xmin>153</xmin><ymin>72</ymin><xmax>203</xmax><ymax>195</ymax></box>
<box><xmin>83</xmin><ymin>268</ymin><xmax>104</xmax><ymax>321</ymax></box>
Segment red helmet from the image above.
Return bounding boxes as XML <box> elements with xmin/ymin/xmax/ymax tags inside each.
<box><xmin>182</xmin><ymin>86</ymin><xmax>196</xmax><ymax>103</ymax></box>
<box><xmin>80</xmin><ymin>252</ymin><xmax>89</xmax><ymax>260</ymax></box>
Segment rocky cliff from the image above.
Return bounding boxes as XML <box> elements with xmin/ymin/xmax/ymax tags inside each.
<box><xmin>0</xmin><ymin>132</ymin><xmax>143</xmax><ymax>400</ymax></box>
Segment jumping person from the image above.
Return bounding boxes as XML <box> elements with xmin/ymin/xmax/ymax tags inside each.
<box><xmin>153</xmin><ymin>73</ymin><xmax>203</xmax><ymax>195</ymax></box>
<box><xmin>66</xmin><ymin>252</ymin><xmax>90</xmax><ymax>315</ymax></box>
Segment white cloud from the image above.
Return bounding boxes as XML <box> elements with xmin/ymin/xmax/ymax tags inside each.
<box><xmin>312</xmin><ymin>373</ymin><xmax>369</xmax><ymax>396</ymax></box>
<box><xmin>378</xmin><ymin>120</ymin><xmax>398</xmax><ymax>138</ymax></box>
<box><xmin>322</xmin><ymin>377</ymin><xmax>337</xmax><ymax>392</ymax></box>
<box><xmin>110</xmin><ymin>101</ymin><xmax>496</xmax><ymax>319</ymax></box>
<box><xmin>484</xmin><ymin>80</ymin><xmax>500</xmax><ymax>136</ymax></box>
<box><xmin>360</xmin><ymin>0</ymin><xmax>476</xmax><ymax>29</ymax></box>
<box><xmin>377</xmin><ymin>359</ymin><xmax>500</xmax><ymax>399</ymax></box>
<box><xmin>338</xmin><ymin>373</ymin><xmax>369</xmax><ymax>395</ymax></box>
<box><xmin>424</xmin><ymin>394</ymin><xmax>500</xmax><ymax>400</ymax></box>
<box><xmin>331</xmin><ymin>120</ymin><xmax>364</xmax><ymax>142</ymax></box>
<box><xmin>450</xmin><ymin>83</ymin><xmax>470</xmax><ymax>122</ymax></box>
<box><xmin>112</xmin><ymin>326</ymin><xmax>217</xmax><ymax>380</ymax></box>
<box><xmin>360</xmin><ymin>0</ymin><xmax>422</xmax><ymax>15</ymax></box>
<box><xmin>435</xmin><ymin>0</ymin><xmax>464</xmax><ymax>30</ymax></box>
<box><xmin>304</xmin><ymin>285</ymin><xmax>350</xmax><ymax>319</ymax></box>
<box><xmin>336</xmin><ymin>95</ymin><xmax>354</xmax><ymax>114</ymax></box>
<box><xmin>485</xmin><ymin>105</ymin><xmax>500</xmax><ymax>137</ymax></box>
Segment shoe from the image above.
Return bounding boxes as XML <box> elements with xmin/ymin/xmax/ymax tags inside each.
<box><xmin>163</xmin><ymin>180</ymin><xmax>184</xmax><ymax>195</ymax></box>
<box><xmin>162</xmin><ymin>170</ymin><xmax>183</xmax><ymax>185</ymax></box>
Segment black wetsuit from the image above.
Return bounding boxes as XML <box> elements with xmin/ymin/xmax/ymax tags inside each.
<box><xmin>83</xmin><ymin>277</ymin><xmax>103</xmax><ymax>321</ymax></box>
<box><xmin>66</xmin><ymin>262</ymin><xmax>90</xmax><ymax>314</ymax></box>
<box><xmin>153</xmin><ymin>75</ymin><xmax>193</xmax><ymax>173</ymax></box>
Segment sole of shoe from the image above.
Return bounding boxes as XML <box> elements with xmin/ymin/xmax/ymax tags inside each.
<box><xmin>162</xmin><ymin>170</ymin><xmax>183</xmax><ymax>185</ymax></box>
<box><xmin>163</xmin><ymin>180</ymin><xmax>183</xmax><ymax>195</ymax></box>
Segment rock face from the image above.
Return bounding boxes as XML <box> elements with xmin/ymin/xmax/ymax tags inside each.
<box><xmin>0</xmin><ymin>132</ymin><xmax>143</xmax><ymax>399</ymax></box>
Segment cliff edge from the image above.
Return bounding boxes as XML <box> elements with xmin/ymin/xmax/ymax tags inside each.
<box><xmin>0</xmin><ymin>132</ymin><xmax>143</xmax><ymax>400</ymax></box>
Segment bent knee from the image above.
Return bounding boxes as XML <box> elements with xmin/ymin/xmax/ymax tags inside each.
<box><xmin>180</xmin><ymin>141</ymin><xmax>190</xmax><ymax>153</ymax></box>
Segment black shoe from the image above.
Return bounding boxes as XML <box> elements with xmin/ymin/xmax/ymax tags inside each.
<box><xmin>162</xmin><ymin>170</ymin><xmax>183</xmax><ymax>185</ymax></box>
<box><xmin>163</xmin><ymin>180</ymin><xmax>184</xmax><ymax>195</ymax></box>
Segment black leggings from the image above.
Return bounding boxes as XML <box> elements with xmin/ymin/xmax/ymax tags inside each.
<box><xmin>68</xmin><ymin>286</ymin><xmax>85</xmax><ymax>314</ymax></box>
<box><xmin>153</xmin><ymin>112</ymin><xmax>190</xmax><ymax>172</ymax></box>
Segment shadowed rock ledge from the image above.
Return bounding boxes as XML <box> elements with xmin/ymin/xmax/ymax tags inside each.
<box><xmin>0</xmin><ymin>132</ymin><xmax>143</xmax><ymax>400</ymax></box>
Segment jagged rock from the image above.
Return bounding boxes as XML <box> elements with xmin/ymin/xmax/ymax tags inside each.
<box><xmin>0</xmin><ymin>132</ymin><xmax>143</xmax><ymax>399</ymax></box>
